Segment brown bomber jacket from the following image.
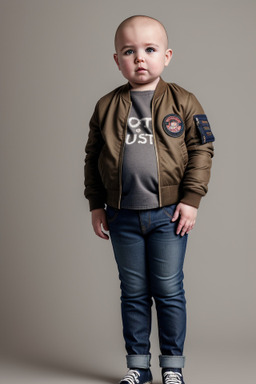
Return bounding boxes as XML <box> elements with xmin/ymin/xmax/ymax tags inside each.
<box><xmin>84</xmin><ymin>77</ymin><xmax>214</xmax><ymax>211</ymax></box>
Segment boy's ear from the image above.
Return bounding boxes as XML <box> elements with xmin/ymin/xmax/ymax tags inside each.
<box><xmin>164</xmin><ymin>49</ymin><xmax>173</xmax><ymax>67</ymax></box>
<box><xmin>113</xmin><ymin>53</ymin><xmax>120</xmax><ymax>70</ymax></box>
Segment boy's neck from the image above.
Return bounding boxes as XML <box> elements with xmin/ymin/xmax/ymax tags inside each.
<box><xmin>129</xmin><ymin>77</ymin><xmax>160</xmax><ymax>91</ymax></box>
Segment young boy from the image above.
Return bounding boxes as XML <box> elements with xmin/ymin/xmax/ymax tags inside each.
<box><xmin>84</xmin><ymin>15</ymin><xmax>214</xmax><ymax>384</ymax></box>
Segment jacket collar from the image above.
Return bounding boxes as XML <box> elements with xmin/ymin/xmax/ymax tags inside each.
<box><xmin>120</xmin><ymin>77</ymin><xmax>168</xmax><ymax>103</ymax></box>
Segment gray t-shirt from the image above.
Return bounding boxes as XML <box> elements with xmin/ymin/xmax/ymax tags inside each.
<box><xmin>121</xmin><ymin>90</ymin><xmax>159</xmax><ymax>209</ymax></box>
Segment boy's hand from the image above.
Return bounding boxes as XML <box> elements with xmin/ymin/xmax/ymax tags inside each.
<box><xmin>172</xmin><ymin>203</ymin><xmax>198</xmax><ymax>236</ymax></box>
<box><xmin>91</xmin><ymin>208</ymin><xmax>109</xmax><ymax>240</ymax></box>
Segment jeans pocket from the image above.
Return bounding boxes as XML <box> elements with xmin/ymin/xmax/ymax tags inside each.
<box><xmin>106</xmin><ymin>205</ymin><xmax>120</xmax><ymax>223</ymax></box>
<box><xmin>162</xmin><ymin>204</ymin><xmax>176</xmax><ymax>219</ymax></box>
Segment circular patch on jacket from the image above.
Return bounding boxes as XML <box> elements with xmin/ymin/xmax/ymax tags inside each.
<box><xmin>162</xmin><ymin>114</ymin><xmax>184</xmax><ymax>137</ymax></box>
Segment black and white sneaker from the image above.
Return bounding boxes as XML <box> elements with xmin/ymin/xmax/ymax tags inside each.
<box><xmin>162</xmin><ymin>369</ymin><xmax>185</xmax><ymax>384</ymax></box>
<box><xmin>120</xmin><ymin>369</ymin><xmax>152</xmax><ymax>384</ymax></box>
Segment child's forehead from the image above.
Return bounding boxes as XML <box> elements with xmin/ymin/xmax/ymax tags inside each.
<box><xmin>115</xmin><ymin>18</ymin><xmax>168</xmax><ymax>49</ymax></box>
<box><xmin>122</xmin><ymin>18</ymin><xmax>163</xmax><ymax>35</ymax></box>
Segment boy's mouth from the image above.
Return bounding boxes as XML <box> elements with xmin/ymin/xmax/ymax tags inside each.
<box><xmin>136</xmin><ymin>67</ymin><xmax>147</xmax><ymax>72</ymax></box>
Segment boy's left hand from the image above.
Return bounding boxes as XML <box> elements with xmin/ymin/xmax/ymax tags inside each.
<box><xmin>172</xmin><ymin>203</ymin><xmax>198</xmax><ymax>236</ymax></box>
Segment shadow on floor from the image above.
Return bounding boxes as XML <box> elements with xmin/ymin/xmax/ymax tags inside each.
<box><xmin>0</xmin><ymin>352</ymin><xmax>119</xmax><ymax>383</ymax></box>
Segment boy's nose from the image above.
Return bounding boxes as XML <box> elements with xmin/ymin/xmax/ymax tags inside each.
<box><xmin>135</xmin><ymin>56</ymin><xmax>145</xmax><ymax>63</ymax></box>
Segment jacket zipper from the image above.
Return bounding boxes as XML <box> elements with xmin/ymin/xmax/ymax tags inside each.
<box><xmin>151</xmin><ymin>102</ymin><xmax>162</xmax><ymax>207</ymax></box>
<box><xmin>118</xmin><ymin>102</ymin><xmax>131</xmax><ymax>209</ymax></box>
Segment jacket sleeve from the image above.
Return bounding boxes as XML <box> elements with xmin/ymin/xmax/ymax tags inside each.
<box><xmin>180</xmin><ymin>92</ymin><xmax>214</xmax><ymax>208</ymax></box>
<box><xmin>84</xmin><ymin>102</ymin><xmax>106</xmax><ymax>211</ymax></box>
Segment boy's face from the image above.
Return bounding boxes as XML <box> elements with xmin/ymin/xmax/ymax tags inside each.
<box><xmin>114</xmin><ymin>18</ymin><xmax>172</xmax><ymax>90</ymax></box>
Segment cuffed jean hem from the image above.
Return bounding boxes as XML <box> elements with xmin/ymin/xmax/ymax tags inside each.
<box><xmin>159</xmin><ymin>355</ymin><xmax>185</xmax><ymax>368</ymax></box>
<box><xmin>126</xmin><ymin>355</ymin><xmax>151</xmax><ymax>369</ymax></box>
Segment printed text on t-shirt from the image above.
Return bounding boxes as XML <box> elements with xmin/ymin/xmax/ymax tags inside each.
<box><xmin>126</xmin><ymin>117</ymin><xmax>153</xmax><ymax>145</ymax></box>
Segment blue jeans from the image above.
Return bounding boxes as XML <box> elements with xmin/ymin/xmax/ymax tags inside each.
<box><xmin>106</xmin><ymin>204</ymin><xmax>188</xmax><ymax>369</ymax></box>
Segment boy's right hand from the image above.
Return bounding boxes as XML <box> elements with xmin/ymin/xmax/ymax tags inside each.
<box><xmin>91</xmin><ymin>208</ymin><xmax>109</xmax><ymax>240</ymax></box>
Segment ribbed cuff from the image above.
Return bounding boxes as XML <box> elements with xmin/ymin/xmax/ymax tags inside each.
<box><xmin>180</xmin><ymin>191</ymin><xmax>202</xmax><ymax>208</ymax></box>
<box><xmin>159</xmin><ymin>355</ymin><xmax>185</xmax><ymax>368</ymax></box>
<box><xmin>126</xmin><ymin>354</ymin><xmax>151</xmax><ymax>369</ymax></box>
<box><xmin>88</xmin><ymin>199</ymin><xmax>105</xmax><ymax>211</ymax></box>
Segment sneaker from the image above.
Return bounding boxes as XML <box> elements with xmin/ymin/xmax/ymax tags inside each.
<box><xmin>162</xmin><ymin>369</ymin><xmax>185</xmax><ymax>384</ymax></box>
<box><xmin>120</xmin><ymin>369</ymin><xmax>152</xmax><ymax>384</ymax></box>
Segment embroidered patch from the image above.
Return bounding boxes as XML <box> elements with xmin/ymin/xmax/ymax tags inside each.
<box><xmin>194</xmin><ymin>114</ymin><xmax>215</xmax><ymax>144</ymax></box>
<box><xmin>162</xmin><ymin>114</ymin><xmax>184</xmax><ymax>137</ymax></box>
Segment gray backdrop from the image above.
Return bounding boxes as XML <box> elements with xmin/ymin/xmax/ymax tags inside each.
<box><xmin>0</xmin><ymin>0</ymin><xmax>255</xmax><ymax>383</ymax></box>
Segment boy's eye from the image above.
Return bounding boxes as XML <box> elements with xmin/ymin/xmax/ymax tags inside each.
<box><xmin>146</xmin><ymin>47</ymin><xmax>155</xmax><ymax>53</ymax></box>
<box><xmin>124</xmin><ymin>49</ymin><xmax>134</xmax><ymax>55</ymax></box>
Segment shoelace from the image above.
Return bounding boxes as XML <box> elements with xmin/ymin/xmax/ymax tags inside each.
<box><xmin>120</xmin><ymin>369</ymin><xmax>140</xmax><ymax>384</ymax></box>
<box><xmin>163</xmin><ymin>371</ymin><xmax>183</xmax><ymax>384</ymax></box>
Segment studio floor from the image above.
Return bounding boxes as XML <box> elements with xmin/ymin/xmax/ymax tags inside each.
<box><xmin>0</xmin><ymin>347</ymin><xmax>255</xmax><ymax>384</ymax></box>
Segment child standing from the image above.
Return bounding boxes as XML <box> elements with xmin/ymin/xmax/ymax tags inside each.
<box><xmin>84</xmin><ymin>15</ymin><xmax>214</xmax><ymax>384</ymax></box>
